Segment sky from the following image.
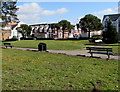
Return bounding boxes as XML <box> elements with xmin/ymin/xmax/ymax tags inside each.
<box><xmin>16</xmin><ymin>1</ymin><xmax>119</xmax><ymax>25</ymax></box>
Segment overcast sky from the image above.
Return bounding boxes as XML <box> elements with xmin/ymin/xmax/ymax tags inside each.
<box><xmin>16</xmin><ymin>1</ymin><xmax>119</xmax><ymax>25</ymax></box>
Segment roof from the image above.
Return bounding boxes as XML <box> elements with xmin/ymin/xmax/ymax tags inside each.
<box><xmin>103</xmin><ymin>14</ymin><xmax>120</xmax><ymax>21</ymax></box>
<box><xmin>30</xmin><ymin>24</ymin><xmax>49</xmax><ymax>26</ymax></box>
<box><xmin>30</xmin><ymin>23</ymin><xmax>57</xmax><ymax>26</ymax></box>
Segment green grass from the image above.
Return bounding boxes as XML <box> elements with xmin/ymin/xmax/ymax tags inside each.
<box><xmin>2</xmin><ymin>40</ymin><xmax>89</xmax><ymax>50</ymax></box>
<box><xmin>2</xmin><ymin>49</ymin><xmax>119</xmax><ymax>90</ymax></box>
<box><xmin>111</xmin><ymin>46</ymin><xmax>120</xmax><ymax>55</ymax></box>
<box><xmin>2</xmin><ymin>40</ymin><xmax>119</xmax><ymax>54</ymax></box>
<box><xmin>88</xmin><ymin>42</ymin><xmax>120</xmax><ymax>46</ymax></box>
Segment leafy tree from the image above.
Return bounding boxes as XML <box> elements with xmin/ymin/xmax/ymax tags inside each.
<box><xmin>0</xmin><ymin>0</ymin><xmax>19</xmax><ymax>40</ymax></box>
<box><xmin>58</xmin><ymin>20</ymin><xmax>73</xmax><ymax>38</ymax></box>
<box><xmin>102</xmin><ymin>21</ymin><xmax>118</xmax><ymax>43</ymax></box>
<box><xmin>51</xmin><ymin>23</ymin><xmax>60</xmax><ymax>38</ymax></box>
<box><xmin>16</xmin><ymin>24</ymin><xmax>32</xmax><ymax>38</ymax></box>
<box><xmin>1</xmin><ymin>0</ymin><xmax>19</xmax><ymax>23</ymax></box>
<box><xmin>79</xmin><ymin>14</ymin><xmax>104</xmax><ymax>38</ymax></box>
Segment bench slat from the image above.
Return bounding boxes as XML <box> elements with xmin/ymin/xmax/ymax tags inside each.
<box><xmin>86</xmin><ymin>47</ymin><xmax>112</xmax><ymax>52</ymax></box>
<box><xmin>88</xmin><ymin>51</ymin><xmax>114</xmax><ymax>55</ymax></box>
<box><xmin>3</xmin><ymin>43</ymin><xmax>13</xmax><ymax>48</ymax></box>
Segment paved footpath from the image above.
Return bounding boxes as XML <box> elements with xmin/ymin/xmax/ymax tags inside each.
<box><xmin>0</xmin><ymin>46</ymin><xmax>119</xmax><ymax>60</ymax></box>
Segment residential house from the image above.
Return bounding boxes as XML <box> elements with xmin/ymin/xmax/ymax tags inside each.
<box><xmin>8</xmin><ymin>21</ymin><xmax>25</xmax><ymax>39</ymax></box>
<box><xmin>75</xmin><ymin>24</ymin><xmax>102</xmax><ymax>38</ymax></box>
<box><xmin>0</xmin><ymin>22</ymin><xmax>11</xmax><ymax>40</ymax></box>
<box><xmin>30</xmin><ymin>23</ymin><xmax>66</xmax><ymax>39</ymax></box>
<box><xmin>0</xmin><ymin>21</ymin><xmax>26</xmax><ymax>40</ymax></box>
<box><xmin>102</xmin><ymin>14</ymin><xmax>120</xmax><ymax>40</ymax></box>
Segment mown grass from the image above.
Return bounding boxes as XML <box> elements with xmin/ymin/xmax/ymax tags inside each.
<box><xmin>2</xmin><ymin>40</ymin><xmax>89</xmax><ymax>50</ymax></box>
<box><xmin>2</xmin><ymin>49</ymin><xmax>119</xmax><ymax>90</ymax></box>
<box><xmin>111</xmin><ymin>46</ymin><xmax>120</xmax><ymax>55</ymax></box>
<box><xmin>2</xmin><ymin>40</ymin><xmax>119</xmax><ymax>54</ymax></box>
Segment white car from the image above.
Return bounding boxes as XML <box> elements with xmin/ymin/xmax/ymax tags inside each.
<box><xmin>95</xmin><ymin>39</ymin><xmax>102</xmax><ymax>43</ymax></box>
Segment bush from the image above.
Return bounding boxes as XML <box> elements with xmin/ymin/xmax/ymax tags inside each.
<box><xmin>89</xmin><ymin>35</ymin><xmax>103</xmax><ymax>43</ymax></box>
<box><xmin>5</xmin><ymin>36</ymin><xmax>18</xmax><ymax>41</ymax></box>
<box><xmin>102</xmin><ymin>21</ymin><xmax>118</xmax><ymax>44</ymax></box>
<box><xmin>20</xmin><ymin>37</ymin><xmax>34</xmax><ymax>40</ymax></box>
<box><xmin>36</xmin><ymin>38</ymin><xmax>54</xmax><ymax>40</ymax></box>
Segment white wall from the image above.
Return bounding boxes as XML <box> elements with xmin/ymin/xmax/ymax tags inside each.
<box><xmin>9</xmin><ymin>21</ymin><xmax>26</xmax><ymax>39</ymax></box>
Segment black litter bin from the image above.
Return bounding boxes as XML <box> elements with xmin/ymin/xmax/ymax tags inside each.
<box><xmin>38</xmin><ymin>43</ymin><xmax>47</xmax><ymax>51</ymax></box>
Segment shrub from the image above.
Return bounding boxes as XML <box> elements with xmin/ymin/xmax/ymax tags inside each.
<box><xmin>102</xmin><ymin>21</ymin><xmax>118</xmax><ymax>44</ymax></box>
<box><xmin>89</xmin><ymin>35</ymin><xmax>103</xmax><ymax>43</ymax></box>
<box><xmin>20</xmin><ymin>37</ymin><xmax>34</xmax><ymax>40</ymax></box>
<box><xmin>5</xmin><ymin>36</ymin><xmax>18</xmax><ymax>41</ymax></box>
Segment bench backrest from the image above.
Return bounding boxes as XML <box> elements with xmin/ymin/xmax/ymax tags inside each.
<box><xmin>86</xmin><ymin>47</ymin><xmax>112</xmax><ymax>52</ymax></box>
<box><xmin>4</xmin><ymin>43</ymin><xmax>11</xmax><ymax>45</ymax></box>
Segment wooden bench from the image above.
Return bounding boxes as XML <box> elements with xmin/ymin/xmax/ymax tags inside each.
<box><xmin>86</xmin><ymin>47</ymin><xmax>114</xmax><ymax>59</ymax></box>
<box><xmin>3</xmin><ymin>43</ymin><xmax>13</xmax><ymax>48</ymax></box>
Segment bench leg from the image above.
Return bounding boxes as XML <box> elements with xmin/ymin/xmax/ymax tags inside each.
<box><xmin>5</xmin><ymin>46</ymin><xmax>7</xmax><ymax>48</ymax></box>
<box><xmin>90</xmin><ymin>53</ymin><xmax>93</xmax><ymax>57</ymax></box>
<box><xmin>107</xmin><ymin>55</ymin><xmax>110</xmax><ymax>60</ymax></box>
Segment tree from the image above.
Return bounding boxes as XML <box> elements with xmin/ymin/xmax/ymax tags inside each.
<box><xmin>79</xmin><ymin>14</ymin><xmax>104</xmax><ymax>38</ymax></box>
<box><xmin>58</xmin><ymin>20</ymin><xmax>73</xmax><ymax>38</ymax></box>
<box><xmin>0</xmin><ymin>0</ymin><xmax>19</xmax><ymax>40</ymax></box>
<box><xmin>102</xmin><ymin>21</ymin><xmax>118</xmax><ymax>43</ymax></box>
<box><xmin>16</xmin><ymin>24</ymin><xmax>32</xmax><ymax>38</ymax></box>
<box><xmin>51</xmin><ymin>23</ymin><xmax>60</xmax><ymax>38</ymax></box>
<box><xmin>1</xmin><ymin>0</ymin><xmax>19</xmax><ymax>23</ymax></box>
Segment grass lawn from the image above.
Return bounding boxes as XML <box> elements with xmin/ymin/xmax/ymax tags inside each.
<box><xmin>2</xmin><ymin>40</ymin><xmax>89</xmax><ymax>50</ymax></box>
<box><xmin>2</xmin><ymin>49</ymin><xmax>119</xmax><ymax>90</ymax></box>
<box><xmin>111</xmin><ymin>46</ymin><xmax>120</xmax><ymax>55</ymax></box>
<box><xmin>2</xmin><ymin>40</ymin><xmax>119</xmax><ymax>55</ymax></box>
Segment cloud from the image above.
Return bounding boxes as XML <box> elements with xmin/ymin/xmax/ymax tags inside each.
<box><xmin>41</xmin><ymin>8</ymin><xmax>68</xmax><ymax>16</ymax></box>
<box><xmin>91</xmin><ymin>7</ymin><xmax>118</xmax><ymax>21</ymax></box>
<box><xmin>93</xmin><ymin>7</ymin><xmax>118</xmax><ymax>15</ymax></box>
<box><xmin>17</xmin><ymin>3</ymin><xmax>68</xmax><ymax>24</ymax></box>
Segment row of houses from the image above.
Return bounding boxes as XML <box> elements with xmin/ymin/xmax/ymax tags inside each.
<box><xmin>0</xmin><ymin>14</ymin><xmax>120</xmax><ymax>40</ymax></box>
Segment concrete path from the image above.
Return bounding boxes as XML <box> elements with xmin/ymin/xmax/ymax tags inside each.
<box><xmin>0</xmin><ymin>46</ymin><xmax>119</xmax><ymax>60</ymax></box>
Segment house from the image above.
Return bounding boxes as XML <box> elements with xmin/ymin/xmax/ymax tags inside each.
<box><xmin>30</xmin><ymin>23</ymin><xmax>66</xmax><ymax>39</ymax></box>
<box><xmin>0</xmin><ymin>21</ymin><xmax>26</xmax><ymax>40</ymax></box>
<box><xmin>102</xmin><ymin>14</ymin><xmax>120</xmax><ymax>40</ymax></box>
<box><xmin>30</xmin><ymin>24</ymin><xmax>55</xmax><ymax>38</ymax></box>
<box><xmin>69</xmin><ymin>24</ymin><xmax>81</xmax><ymax>38</ymax></box>
<box><xmin>74</xmin><ymin>24</ymin><xmax>102</xmax><ymax>38</ymax></box>
<box><xmin>8</xmin><ymin>21</ymin><xmax>26</xmax><ymax>40</ymax></box>
<box><xmin>0</xmin><ymin>22</ymin><xmax>11</xmax><ymax>40</ymax></box>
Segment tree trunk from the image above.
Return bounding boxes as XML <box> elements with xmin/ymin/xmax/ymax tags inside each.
<box><xmin>57</xmin><ymin>29</ymin><xmax>58</xmax><ymax>38</ymax></box>
<box><xmin>62</xmin><ymin>30</ymin><xmax>64</xmax><ymax>38</ymax></box>
<box><xmin>88</xmin><ymin>28</ymin><xmax>91</xmax><ymax>39</ymax></box>
<box><xmin>2</xmin><ymin>32</ymin><xmax>4</xmax><ymax>41</ymax></box>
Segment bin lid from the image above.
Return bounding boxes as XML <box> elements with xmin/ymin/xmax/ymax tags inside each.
<box><xmin>38</xmin><ymin>43</ymin><xmax>46</xmax><ymax>45</ymax></box>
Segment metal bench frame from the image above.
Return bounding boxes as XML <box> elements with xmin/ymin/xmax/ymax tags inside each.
<box><xmin>4</xmin><ymin>43</ymin><xmax>13</xmax><ymax>48</ymax></box>
<box><xmin>86</xmin><ymin>47</ymin><xmax>114</xmax><ymax>59</ymax></box>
